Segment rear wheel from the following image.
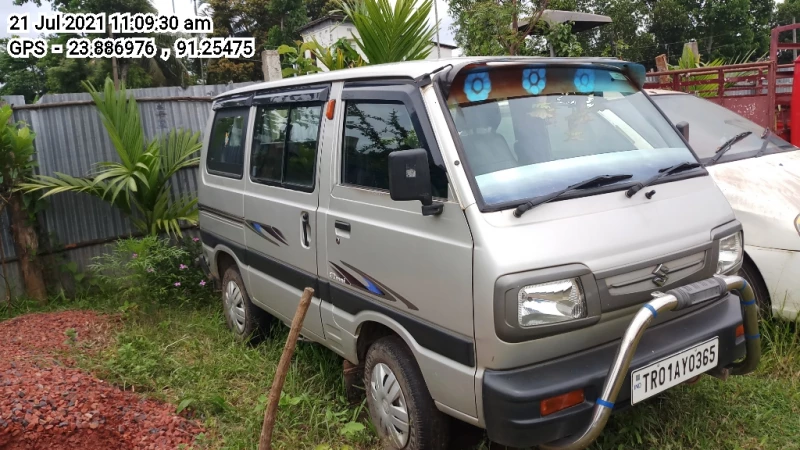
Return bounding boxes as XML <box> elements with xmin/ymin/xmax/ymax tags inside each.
<box><xmin>739</xmin><ymin>257</ymin><xmax>771</xmax><ymax>318</ymax></box>
<box><xmin>221</xmin><ymin>265</ymin><xmax>271</xmax><ymax>343</ymax></box>
<box><xmin>364</xmin><ymin>336</ymin><xmax>449</xmax><ymax>450</ymax></box>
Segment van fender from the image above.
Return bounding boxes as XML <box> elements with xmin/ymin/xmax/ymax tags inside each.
<box><xmin>328</xmin><ymin>307</ymin><xmax>478</xmax><ymax>420</ymax></box>
<box><xmin>203</xmin><ymin>241</ymin><xmax>246</xmax><ymax>280</ymax></box>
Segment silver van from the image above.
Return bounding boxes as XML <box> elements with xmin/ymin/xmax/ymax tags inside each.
<box><xmin>198</xmin><ymin>57</ymin><xmax>759</xmax><ymax>450</ymax></box>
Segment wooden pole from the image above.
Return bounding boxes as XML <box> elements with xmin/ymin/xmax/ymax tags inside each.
<box><xmin>655</xmin><ymin>54</ymin><xmax>670</xmax><ymax>86</ymax></box>
<box><xmin>258</xmin><ymin>287</ymin><xmax>314</xmax><ymax>450</ymax></box>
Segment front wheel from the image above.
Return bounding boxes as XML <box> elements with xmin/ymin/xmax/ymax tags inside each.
<box><xmin>739</xmin><ymin>257</ymin><xmax>771</xmax><ymax>318</ymax></box>
<box><xmin>364</xmin><ymin>336</ymin><xmax>449</xmax><ymax>450</ymax></box>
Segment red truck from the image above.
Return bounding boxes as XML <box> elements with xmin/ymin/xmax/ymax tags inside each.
<box><xmin>643</xmin><ymin>23</ymin><xmax>800</xmax><ymax>145</ymax></box>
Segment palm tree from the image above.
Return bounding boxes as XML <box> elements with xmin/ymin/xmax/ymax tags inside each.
<box><xmin>338</xmin><ymin>0</ymin><xmax>437</xmax><ymax>64</ymax></box>
<box><xmin>19</xmin><ymin>78</ymin><xmax>201</xmax><ymax>237</ymax></box>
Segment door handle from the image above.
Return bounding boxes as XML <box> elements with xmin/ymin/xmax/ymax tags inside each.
<box><xmin>301</xmin><ymin>211</ymin><xmax>311</xmax><ymax>248</ymax></box>
<box><xmin>334</xmin><ymin>220</ymin><xmax>351</xmax><ymax>242</ymax></box>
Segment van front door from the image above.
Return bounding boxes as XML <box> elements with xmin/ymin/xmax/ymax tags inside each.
<box><xmin>243</xmin><ymin>86</ymin><xmax>329</xmax><ymax>340</ymax></box>
<box><xmin>320</xmin><ymin>82</ymin><xmax>477</xmax><ymax>416</ymax></box>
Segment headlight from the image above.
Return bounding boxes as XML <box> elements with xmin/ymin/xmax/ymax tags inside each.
<box><xmin>716</xmin><ymin>231</ymin><xmax>743</xmax><ymax>274</ymax></box>
<box><xmin>795</xmin><ymin>214</ymin><xmax>800</xmax><ymax>236</ymax></box>
<box><xmin>518</xmin><ymin>278</ymin><xmax>586</xmax><ymax>327</ymax></box>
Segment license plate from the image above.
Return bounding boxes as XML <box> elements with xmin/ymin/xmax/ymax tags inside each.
<box><xmin>630</xmin><ymin>337</ymin><xmax>718</xmax><ymax>404</ymax></box>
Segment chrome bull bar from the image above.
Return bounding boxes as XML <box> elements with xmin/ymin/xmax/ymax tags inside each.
<box><xmin>540</xmin><ymin>275</ymin><xmax>760</xmax><ymax>450</ymax></box>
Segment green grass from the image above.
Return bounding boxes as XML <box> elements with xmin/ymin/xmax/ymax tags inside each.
<box><xmin>3</xmin><ymin>294</ymin><xmax>800</xmax><ymax>450</ymax></box>
<box><xmin>1</xmin><ymin>294</ymin><xmax>375</xmax><ymax>450</ymax></box>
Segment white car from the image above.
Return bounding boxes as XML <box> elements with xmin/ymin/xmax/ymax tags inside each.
<box><xmin>651</xmin><ymin>90</ymin><xmax>800</xmax><ymax>319</ymax></box>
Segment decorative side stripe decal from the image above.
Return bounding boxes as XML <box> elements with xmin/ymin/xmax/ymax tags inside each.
<box><xmin>198</xmin><ymin>204</ymin><xmax>244</xmax><ymax>223</ymax></box>
<box><xmin>329</xmin><ymin>261</ymin><xmax>419</xmax><ymax>311</ymax></box>
<box><xmin>199</xmin><ymin>229</ymin><xmax>475</xmax><ymax>367</ymax></box>
<box><xmin>245</xmin><ymin>220</ymin><xmax>289</xmax><ymax>246</ymax></box>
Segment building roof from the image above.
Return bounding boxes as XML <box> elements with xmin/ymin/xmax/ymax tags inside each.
<box><xmin>296</xmin><ymin>14</ymin><xmax>345</xmax><ymax>34</ymax></box>
<box><xmin>518</xmin><ymin>9</ymin><xmax>612</xmax><ymax>34</ymax></box>
<box><xmin>217</xmin><ymin>56</ymin><xmax>630</xmax><ymax>99</ymax></box>
<box><xmin>296</xmin><ymin>14</ymin><xmax>458</xmax><ymax>48</ymax></box>
<box><xmin>433</xmin><ymin>41</ymin><xmax>458</xmax><ymax>50</ymax></box>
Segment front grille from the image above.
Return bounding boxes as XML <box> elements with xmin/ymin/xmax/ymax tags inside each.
<box><xmin>596</xmin><ymin>249</ymin><xmax>711</xmax><ymax>312</ymax></box>
<box><xmin>605</xmin><ymin>251</ymin><xmax>706</xmax><ymax>295</ymax></box>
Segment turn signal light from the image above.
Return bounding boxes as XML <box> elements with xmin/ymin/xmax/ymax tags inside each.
<box><xmin>326</xmin><ymin>100</ymin><xmax>336</xmax><ymax>120</ymax></box>
<box><xmin>540</xmin><ymin>389</ymin><xmax>585</xmax><ymax>416</ymax></box>
<box><xmin>736</xmin><ymin>324</ymin><xmax>744</xmax><ymax>338</ymax></box>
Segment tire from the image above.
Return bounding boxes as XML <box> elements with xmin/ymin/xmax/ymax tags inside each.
<box><xmin>363</xmin><ymin>335</ymin><xmax>449</xmax><ymax>450</ymax></box>
<box><xmin>221</xmin><ymin>264</ymin><xmax>270</xmax><ymax>343</ymax></box>
<box><xmin>739</xmin><ymin>257</ymin><xmax>771</xmax><ymax>319</ymax></box>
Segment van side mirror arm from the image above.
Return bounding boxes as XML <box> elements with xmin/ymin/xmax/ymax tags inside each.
<box><xmin>676</xmin><ymin>121</ymin><xmax>689</xmax><ymax>141</ymax></box>
<box><xmin>388</xmin><ymin>148</ymin><xmax>444</xmax><ymax>216</ymax></box>
<box><xmin>421</xmin><ymin>198</ymin><xmax>444</xmax><ymax>216</ymax></box>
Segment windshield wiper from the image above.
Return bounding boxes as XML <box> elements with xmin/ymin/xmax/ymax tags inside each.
<box><xmin>625</xmin><ymin>161</ymin><xmax>702</xmax><ymax>198</ymax></box>
<box><xmin>513</xmin><ymin>174</ymin><xmax>633</xmax><ymax>218</ymax></box>
<box><xmin>754</xmin><ymin>128</ymin><xmax>771</xmax><ymax>157</ymax></box>
<box><xmin>707</xmin><ymin>131</ymin><xmax>752</xmax><ymax>165</ymax></box>
<box><xmin>754</xmin><ymin>127</ymin><xmax>793</xmax><ymax>157</ymax></box>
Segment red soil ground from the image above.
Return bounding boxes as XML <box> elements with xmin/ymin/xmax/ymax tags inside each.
<box><xmin>0</xmin><ymin>310</ymin><xmax>204</xmax><ymax>449</ymax></box>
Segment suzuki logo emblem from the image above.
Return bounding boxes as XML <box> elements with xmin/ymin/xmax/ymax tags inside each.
<box><xmin>651</xmin><ymin>264</ymin><xmax>670</xmax><ymax>287</ymax></box>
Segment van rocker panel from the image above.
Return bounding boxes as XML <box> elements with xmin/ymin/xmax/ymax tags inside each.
<box><xmin>481</xmin><ymin>292</ymin><xmax>745</xmax><ymax>448</ymax></box>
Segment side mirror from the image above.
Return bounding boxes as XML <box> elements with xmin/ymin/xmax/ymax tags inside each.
<box><xmin>676</xmin><ymin>121</ymin><xmax>689</xmax><ymax>141</ymax></box>
<box><xmin>388</xmin><ymin>149</ymin><xmax>443</xmax><ymax>216</ymax></box>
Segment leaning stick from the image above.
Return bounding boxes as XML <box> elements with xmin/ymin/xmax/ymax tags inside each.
<box><xmin>258</xmin><ymin>287</ymin><xmax>314</xmax><ymax>450</ymax></box>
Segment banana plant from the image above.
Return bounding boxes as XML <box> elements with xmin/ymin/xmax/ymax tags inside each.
<box><xmin>278</xmin><ymin>41</ymin><xmax>323</xmax><ymax>77</ymax></box>
<box><xmin>18</xmin><ymin>78</ymin><xmax>201</xmax><ymax>237</ymax></box>
<box><xmin>312</xmin><ymin>38</ymin><xmax>365</xmax><ymax>71</ymax></box>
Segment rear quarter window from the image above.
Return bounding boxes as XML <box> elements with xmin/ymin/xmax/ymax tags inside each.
<box><xmin>207</xmin><ymin>108</ymin><xmax>249</xmax><ymax>178</ymax></box>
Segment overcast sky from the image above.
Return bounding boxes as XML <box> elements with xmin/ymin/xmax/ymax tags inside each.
<box><xmin>0</xmin><ymin>0</ymin><xmax>456</xmax><ymax>44</ymax></box>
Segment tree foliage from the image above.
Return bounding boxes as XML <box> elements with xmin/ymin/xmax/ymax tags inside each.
<box><xmin>7</xmin><ymin>0</ymin><xmax>191</xmax><ymax>96</ymax></box>
<box><xmin>0</xmin><ymin>105</ymin><xmax>47</xmax><ymax>301</ymax></box>
<box><xmin>312</xmin><ymin>38</ymin><xmax>365</xmax><ymax>71</ymax></box>
<box><xmin>339</xmin><ymin>0</ymin><xmax>437</xmax><ymax>63</ymax></box>
<box><xmin>450</xmin><ymin>0</ymin><xmax>776</xmax><ymax>67</ymax></box>
<box><xmin>450</xmin><ymin>0</ymin><xmax>550</xmax><ymax>56</ymax></box>
<box><xmin>646</xmin><ymin>0</ymin><xmax>772</xmax><ymax>64</ymax></box>
<box><xmin>0</xmin><ymin>39</ymin><xmax>48</xmax><ymax>103</ymax></box>
<box><xmin>278</xmin><ymin>42</ymin><xmax>323</xmax><ymax>77</ymax></box>
<box><xmin>205</xmin><ymin>0</ymin><xmax>315</xmax><ymax>83</ymax></box>
<box><xmin>19</xmin><ymin>79</ymin><xmax>201</xmax><ymax>237</ymax></box>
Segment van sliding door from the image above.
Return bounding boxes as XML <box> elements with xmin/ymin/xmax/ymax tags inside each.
<box><xmin>242</xmin><ymin>85</ymin><xmax>330</xmax><ymax>340</ymax></box>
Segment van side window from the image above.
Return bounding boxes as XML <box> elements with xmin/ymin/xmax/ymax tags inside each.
<box><xmin>251</xmin><ymin>104</ymin><xmax>322</xmax><ymax>190</ymax></box>
<box><xmin>342</xmin><ymin>102</ymin><xmax>447</xmax><ymax>197</ymax></box>
<box><xmin>207</xmin><ymin>108</ymin><xmax>249</xmax><ymax>178</ymax></box>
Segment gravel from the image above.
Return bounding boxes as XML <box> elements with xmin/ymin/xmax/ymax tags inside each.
<box><xmin>0</xmin><ymin>311</ymin><xmax>204</xmax><ymax>449</ymax></box>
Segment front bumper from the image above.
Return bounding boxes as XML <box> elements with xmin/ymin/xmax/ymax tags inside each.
<box><xmin>482</xmin><ymin>292</ymin><xmax>745</xmax><ymax>448</ymax></box>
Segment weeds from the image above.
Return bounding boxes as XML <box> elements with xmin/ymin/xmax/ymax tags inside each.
<box><xmin>90</xmin><ymin>236</ymin><xmax>211</xmax><ymax>304</ymax></box>
<box><xmin>65</xmin><ymin>293</ymin><xmax>375</xmax><ymax>449</ymax></box>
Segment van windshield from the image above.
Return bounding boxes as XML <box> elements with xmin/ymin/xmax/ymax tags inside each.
<box><xmin>446</xmin><ymin>66</ymin><xmax>698</xmax><ymax>207</ymax></box>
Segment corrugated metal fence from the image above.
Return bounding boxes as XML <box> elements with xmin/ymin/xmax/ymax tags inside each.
<box><xmin>0</xmin><ymin>82</ymin><xmax>255</xmax><ymax>297</ymax></box>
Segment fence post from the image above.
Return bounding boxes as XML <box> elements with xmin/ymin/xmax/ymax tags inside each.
<box><xmin>258</xmin><ymin>287</ymin><xmax>314</xmax><ymax>450</ymax></box>
<box><xmin>717</xmin><ymin>68</ymin><xmax>724</xmax><ymax>97</ymax></box>
<box><xmin>262</xmin><ymin>50</ymin><xmax>282</xmax><ymax>82</ymax></box>
<box><xmin>655</xmin><ymin>54</ymin><xmax>670</xmax><ymax>86</ymax></box>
